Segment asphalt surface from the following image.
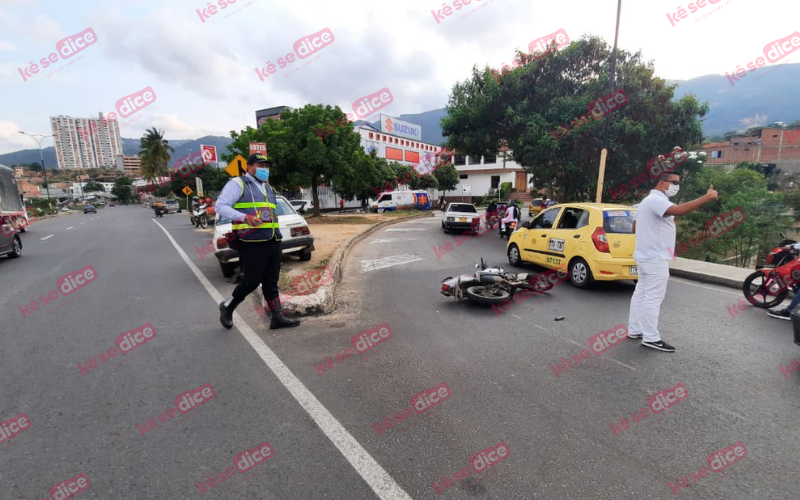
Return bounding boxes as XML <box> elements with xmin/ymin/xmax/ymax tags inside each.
<box><xmin>2</xmin><ymin>205</ymin><xmax>799</xmax><ymax>500</ymax></box>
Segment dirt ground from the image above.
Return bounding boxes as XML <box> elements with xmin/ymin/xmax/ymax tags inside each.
<box><xmin>277</xmin><ymin>210</ymin><xmax>430</xmax><ymax>293</ymax></box>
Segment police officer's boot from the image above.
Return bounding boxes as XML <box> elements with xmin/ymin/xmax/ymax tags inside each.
<box><xmin>269</xmin><ymin>297</ymin><xmax>300</xmax><ymax>330</ymax></box>
<box><xmin>219</xmin><ymin>296</ymin><xmax>244</xmax><ymax>329</ymax></box>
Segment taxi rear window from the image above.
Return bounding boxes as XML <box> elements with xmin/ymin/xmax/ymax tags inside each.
<box><xmin>603</xmin><ymin>210</ymin><xmax>635</xmax><ymax>234</ymax></box>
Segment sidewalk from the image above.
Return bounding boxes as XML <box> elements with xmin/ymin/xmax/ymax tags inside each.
<box><xmin>669</xmin><ymin>257</ymin><xmax>752</xmax><ymax>290</ymax></box>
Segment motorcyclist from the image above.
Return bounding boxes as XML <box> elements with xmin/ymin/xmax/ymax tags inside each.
<box><xmin>500</xmin><ymin>200</ymin><xmax>520</xmax><ymax>235</ymax></box>
<box><xmin>767</xmin><ymin>242</ymin><xmax>800</xmax><ymax>320</ymax></box>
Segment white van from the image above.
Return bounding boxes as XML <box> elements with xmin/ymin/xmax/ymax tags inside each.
<box><xmin>369</xmin><ymin>190</ymin><xmax>431</xmax><ymax>213</ymax></box>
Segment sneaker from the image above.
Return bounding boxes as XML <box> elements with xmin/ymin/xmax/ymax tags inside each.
<box><xmin>627</xmin><ymin>333</ymin><xmax>643</xmax><ymax>339</ymax></box>
<box><xmin>642</xmin><ymin>340</ymin><xmax>675</xmax><ymax>352</ymax></box>
<box><xmin>767</xmin><ymin>309</ymin><xmax>792</xmax><ymax>321</ymax></box>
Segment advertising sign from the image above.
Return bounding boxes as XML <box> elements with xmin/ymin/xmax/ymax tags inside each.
<box><xmin>379</xmin><ymin>114</ymin><xmax>422</xmax><ymax>141</ymax></box>
<box><xmin>195</xmin><ymin>177</ymin><xmax>204</xmax><ymax>197</ymax></box>
<box><xmin>200</xmin><ymin>145</ymin><xmax>217</xmax><ymax>163</ymax></box>
<box><xmin>249</xmin><ymin>142</ymin><xmax>267</xmax><ymax>156</ymax></box>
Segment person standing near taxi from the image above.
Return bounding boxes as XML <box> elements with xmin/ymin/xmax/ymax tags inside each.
<box><xmin>216</xmin><ymin>154</ymin><xmax>300</xmax><ymax>330</ymax></box>
<box><xmin>627</xmin><ymin>172</ymin><xmax>717</xmax><ymax>352</ymax></box>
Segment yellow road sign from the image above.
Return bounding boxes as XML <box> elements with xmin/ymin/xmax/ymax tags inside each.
<box><xmin>182</xmin><ymin>186</ymin><xmax>193</xmax><ymax>196</ymax></box>
<box><xmin>225</xmin><ymin>154</ymin><xmax>247</xmax><ymax>177</ymax></box>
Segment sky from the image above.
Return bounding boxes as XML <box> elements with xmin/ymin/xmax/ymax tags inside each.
<box><xmin>0</xmin><ymin>0</ymin><xmax>796</xmax><ymax>155</ymax></box>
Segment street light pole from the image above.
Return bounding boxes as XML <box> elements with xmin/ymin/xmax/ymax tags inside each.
<box><xmin>18</xmin><ymin>131</ymin><xmax>52</xmax><ymax>203</ymax></box>
<box><xmin>595</xmin><ymin>0</ymin><xmax>623</xmax><ymax>203</ymax></box>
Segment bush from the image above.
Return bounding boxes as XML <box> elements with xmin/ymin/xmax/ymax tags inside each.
<box><xmin>500</xmin><ymin>182</ymin><xmax>512</xmax><ymax>200</ymax></box>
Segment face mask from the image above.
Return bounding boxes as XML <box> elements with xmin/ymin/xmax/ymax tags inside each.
<box><xmin>665</xmin><ymin>184</ymin><xmax>679</xmax><ymax>197</ymax></box>
<box><xmin>254</xmin><ymin>167</ymin><xmax>269</xmax><ymax>182</ymax></box>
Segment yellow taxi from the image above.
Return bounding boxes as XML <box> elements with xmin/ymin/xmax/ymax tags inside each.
<box><xmin>528</xmin><ymin>198</ymin><xmax>545</xmax><ymax>217</ymax></box>
<box><xmin>506</xmin><ymin>203</ymin><xmax>637</xmax><ymax>288</ymax></box>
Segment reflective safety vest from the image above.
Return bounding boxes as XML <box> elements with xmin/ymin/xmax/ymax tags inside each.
<box><xmin>231</xmin><ymin>176</ymin><xmax>282</xmax><ymax>242</ymax></box>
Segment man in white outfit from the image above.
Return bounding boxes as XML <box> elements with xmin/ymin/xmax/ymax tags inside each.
<box><xmin>628</xmin><ymin>171</ymin><xmax>718</xmax><ymax>352</ymax></box>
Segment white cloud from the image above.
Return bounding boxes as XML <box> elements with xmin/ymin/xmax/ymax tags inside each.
<box><xmin>0</xmin><ymin>13</ymin><xmax>62</xmax><ymax>43</ymax></box>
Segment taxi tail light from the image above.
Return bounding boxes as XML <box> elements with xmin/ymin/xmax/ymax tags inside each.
<box><xmin>592</xmin><ymin>227</ymin><xmax>610</xmax><ymax>253</ymax></box>
<box><xmin>291</xmin><ymin>226</ymin><xmax>311</xmax><ymax>237</ymax></box>
<box><xmin>216</xmin><ymin>237</ymin><xmax>228</xmax><ymax>249</ymax></box>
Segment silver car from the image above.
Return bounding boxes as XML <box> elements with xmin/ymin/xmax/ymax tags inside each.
<box><xmin>0</xmin><ymin>216</ymin><xmax>22</xmax><ymax>259</ymax></box>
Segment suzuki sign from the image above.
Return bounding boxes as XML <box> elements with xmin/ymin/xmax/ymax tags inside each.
<box><xmin>379</xmin><ymin>114</ymin><xmax>421</xmax><ymax>141</ymax></box>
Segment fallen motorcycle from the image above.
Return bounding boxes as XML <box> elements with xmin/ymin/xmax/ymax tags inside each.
<box><xmin>440</xmin><ymin>257</ymin><xmax>535</xmax><ymax>306</ymax></box>
<box><xmin>743</xmin><ymin>232</ymin><xmax>800</xmax><ymax>308</ymax></box>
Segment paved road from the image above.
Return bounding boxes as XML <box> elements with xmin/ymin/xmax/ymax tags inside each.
<box><xmin>1</xmin><ymin>206</ymin><xmax>799</xmax><ymax>499</ymax></box>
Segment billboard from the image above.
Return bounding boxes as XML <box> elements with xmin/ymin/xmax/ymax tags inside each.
<box><xmin>379</xmin><ymin>114</ymin><xmax>422</xmax><ymax>141</ymax></box>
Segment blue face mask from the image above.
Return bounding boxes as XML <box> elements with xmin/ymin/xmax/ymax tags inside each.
<box><xmin>254</xmin><ymin>167</ymin><xmax>269</xmax><ymax>181</ymax></box>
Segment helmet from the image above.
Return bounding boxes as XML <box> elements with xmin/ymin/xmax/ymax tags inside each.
<box><xmin>205</xmin><ymin>197</ymin><xmax>212</xmax><ymax>204</ymax></box>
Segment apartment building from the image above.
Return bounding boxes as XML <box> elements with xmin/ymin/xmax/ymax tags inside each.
<box><xmin>115</xmin><ymin>155</ymin><xmax>142</xmax><ymax>179</ymax></box>
<box><xmin>50</xmin><ymin>113</ymin><xmax>123</xmax><ymax>170</ymax></box>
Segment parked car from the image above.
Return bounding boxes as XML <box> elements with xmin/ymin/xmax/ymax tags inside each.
<box><xmin>0</xmin><ymin>216</ymin><xmax>22</xmax><ymax>259</ymax></box>
<box><xmin>506</xmin><ymin>203</ymin><xmax>637</xmax><ymax>289</ymax></box>
<box><xmin>213</xmin><ymin>195</ymin><xmax>315</xmax><ymax>277</ymax></box>
<box><xmin>83</xmin><ymin>204</ymin><xmax>97</xmax><ymax>214</ymax></box>
<box><xmin>165</xmin><ymin>199</ymin><xmax>181</xmax><ymax>214</ymax></box>
<box><xmin>289</xmin><ymin>200</ymin><xmax>314</xmax><ymax>214</ymax></box>
<box><xmin>528</xmin><ymin>198</ymin><xmax>545</xmax><ymax>217</ymax></box>
<box><xmin>442</xmin><ymin>203</ymin><xmax>480</xmax><ymax>234</ymax></box>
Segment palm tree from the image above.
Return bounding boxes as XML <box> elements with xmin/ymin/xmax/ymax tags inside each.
<box><xmin>138</xmin><ymin>128</ymin><xmax>174</xmax><ymax>183</ymax></box>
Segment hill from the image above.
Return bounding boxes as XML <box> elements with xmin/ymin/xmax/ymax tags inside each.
<box><xmin>4</xmin><ymin>65</ymin><xmax>799</xmax><ymax>167</ymax></box>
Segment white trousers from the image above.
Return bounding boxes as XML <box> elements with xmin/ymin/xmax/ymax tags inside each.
<box><xmin>628</xmin><ymin>260</ymin><xmax>670</xmax><ymax>343</ymax></box>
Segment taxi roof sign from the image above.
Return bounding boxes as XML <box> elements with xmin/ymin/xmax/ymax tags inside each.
<box><xmin>225</xmin><ymin>155</ymin><xmax>248</xmax><ymax>177</ymax></box>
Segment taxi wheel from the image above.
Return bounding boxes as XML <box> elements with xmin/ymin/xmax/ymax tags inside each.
<box><xmin>569</xmin><ymin>258</ymin><xmax>594</xmax><ymax>289</ymax></box>
<box><xmin>507</xmin><ymin>244</ymin><xmax>522</xmax><ymax>266</ymax></box>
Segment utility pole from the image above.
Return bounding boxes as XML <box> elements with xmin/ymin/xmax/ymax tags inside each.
<box><xmin>595</xmin><ymin>0</ymin><xmax>623</xmax><ymax>203</ymax></box>
<box><xmin>18</xmin><ymin>131</ymin><xmax>52</xmax><ymax>208</ymax></box>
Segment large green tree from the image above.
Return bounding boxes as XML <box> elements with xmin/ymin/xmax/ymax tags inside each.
<box><xmin>111</xmin><ymin>176</ymin><xmax>134</xmax><ymax>204</ymax></box>
<box><xmin>139</xmin><ymin>128</ymin><xmax>174</xmax><ymax>182</ymax></box>
<box><xmin>227</xmin><ymin>104</ymin><xmax>373</xmax><ymax>216</ymax></box>
<box><xmin>441</xmin><ymin>36</ymin><xmax>709</xmax><ymax>202</ymax></box>
<box><xmin>83</xmin><ymin>181</ymin><xmax>105</xmax><ymax>192</ymax></box>
<box><xmin>433</xmin><ymin>163</ymin><xmax>459</xmax><ymax>194</ymax></box>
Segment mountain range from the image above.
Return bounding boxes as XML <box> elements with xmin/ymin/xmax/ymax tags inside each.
<box><xmin>4</xmin><ymin>64</ymin><xmax>799</xmax><ymax>169</ymax></box>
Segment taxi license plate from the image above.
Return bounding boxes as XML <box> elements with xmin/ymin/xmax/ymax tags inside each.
<box><xmin>630</xmin><ymin>266</ymin><xmax>638</xmax><ymax>276</ymax></box>
<box><xmin>459</xmin><ymin>218</ymin><xmax>466</xmax><ymax>222</ymax></box>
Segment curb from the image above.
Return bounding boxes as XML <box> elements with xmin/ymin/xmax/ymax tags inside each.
<box><xmin>669</xmin><ymin>268</ymin><xmax>742</xmax><ymax>290</ymax></box>
<box><xmin>253</xmin><ymin>212</ymin><xmax>435</xmax><ymax>318</ymax></box>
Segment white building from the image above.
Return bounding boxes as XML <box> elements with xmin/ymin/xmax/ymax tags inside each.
<box><xmin>50</xmin><ymin>113</ymin><xmax>123</xmax><ymax>170</ymax></box>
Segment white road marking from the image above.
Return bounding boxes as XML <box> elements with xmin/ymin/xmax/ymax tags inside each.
<box><xmin>66</xmin><ymin>226</ymin><xmax>74</xmax><ymax>230</ymax></box>
<box><xmin>151</xmin><ymin>219</ymin><xmax>413</xmax><ymax>500</ymax></box>
<box><xmin>80</xmin><ymin>222</ymin><xmax>86</xmax><ymax>225</ymax></box>
<box><xmin>361</xmin><ymin>254</ymin><xmax>423</xmax><ymax>272</ymax></box>
<box><xmin>41</xmin><ymin>235</ymin><xmax>54</xmax><ymax>240</ymax></box>
<box><xmin>385</xmin><ymin>228</ymin><xmax>427</xmax><ymax>232</ymax></box>
<box><xmin>369</xmin><ymin>238</ymin><xmax>420</xmax><ymax>244</ymax></box>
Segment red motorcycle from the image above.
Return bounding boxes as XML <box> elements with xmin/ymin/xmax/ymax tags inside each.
<box><xmin>742</xmin><ymin>232</ymin><xmax>800</xmax><ymax>308</ymax></box>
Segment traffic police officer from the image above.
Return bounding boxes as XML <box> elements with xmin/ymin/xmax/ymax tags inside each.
<box><xmin>216</xmin><ymin>153</ymin><xmax>300</xmax><ymax>330</ymax></box>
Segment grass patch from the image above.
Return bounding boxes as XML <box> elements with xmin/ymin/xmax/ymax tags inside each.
<box><xmin>381</xmin><ymin>210</ymin><xmax>430</xmax><ymax>217</ymax></box>
<box><xmin>306</xmin><ymin>216</ymin><xmax>375</xmax><ymax>225</ymax></box>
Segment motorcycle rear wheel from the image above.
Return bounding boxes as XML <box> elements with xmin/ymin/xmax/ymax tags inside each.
<box><xmin>742</xmin><ymin>270</ymin><xmax>788</xmax><ymax>308</ymax></box>
<box><xmin>464</xmin><ymin>285</ymin><xmax>510</xmax><ymax>306</ymax></box>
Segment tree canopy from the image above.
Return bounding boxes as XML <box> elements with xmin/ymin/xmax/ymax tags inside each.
<box><xmin>441</xmin><ymin>36</ymin><xmax>709</xmax><ymax>202</ymax></box>
<box><xmin>139</xmin><ymin>128</ymin><xmax>174</xmax><ymax>182</ymax></box>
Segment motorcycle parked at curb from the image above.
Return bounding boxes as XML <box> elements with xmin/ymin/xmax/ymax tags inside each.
<box><xmin>190</xmin><ymin>202</ymin><xmax>209</xmax><ymax>229</ymax></box>
<box><xmin>440</xmin><ymin>258</ymin><xmax>536</xmax><ymax>306</ymax></box>
<box><xmin>743</xmin><ymin>232</ymin><xmax>800</xmax><ymax>308</ymax></box>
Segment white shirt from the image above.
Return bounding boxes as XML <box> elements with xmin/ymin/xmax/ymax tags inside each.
<box><xmin>633</xmin><ymin>190</ymin><xmax>676</xmax><ymax>263</ymax></box>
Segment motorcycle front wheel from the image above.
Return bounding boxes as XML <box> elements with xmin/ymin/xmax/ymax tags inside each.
<box><xmin>742</xmin><ymin>270</ymin><xmax>788</xmax><ymax>308</ymax></box>
<box><xmin>199</xmin><ymin>214</ymin><xmax>208</xmax><ymax>229</ymax></box>
<box><xmin>464</xmin><ymin>285</ymin><xmax>510</xmax><ymax>306</ymax></box>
